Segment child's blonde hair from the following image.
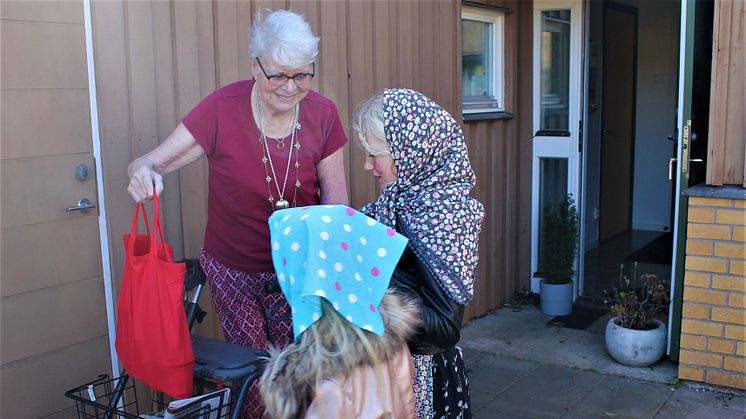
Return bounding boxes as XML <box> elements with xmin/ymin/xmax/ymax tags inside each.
<box><xmin>261</xmin><ymin>291</ymin><xmax>420</xmax><ymax>419</ymax></box>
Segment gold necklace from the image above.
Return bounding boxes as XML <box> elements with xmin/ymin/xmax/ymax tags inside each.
<box><xmin>265</xmin><ymin>113</ymin><xmax>296</xmax><ymax>150</ymax></box>
<box><xmin>267</xmin><ymin>134</ymin><xmax>289</xmax><ymax>149</ymax></box>
<box><xmin>255</xmin><ymin>89</ymin><xmax>301</xmax><ymax>210</ymax></box>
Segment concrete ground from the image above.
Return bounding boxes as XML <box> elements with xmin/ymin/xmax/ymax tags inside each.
<box><xmin>460</xmin><ymin>305</ymin><xmax>746</xmax><ymax>418</ymax></box>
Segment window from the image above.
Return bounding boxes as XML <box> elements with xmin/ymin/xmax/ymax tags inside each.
<box><xmin>537</xmin><ymin>157</ymin><xmax>569</xmax><ymax>271</ymax></box>
<box><xmin>461</xmin><ymin>6</ymin><xmax>505</xmax><ymax>115</ymax></box>
<box><xmin>539</xmin><ymin>10</ymin><xmax>571</xmax><ymax>132</ymax></box>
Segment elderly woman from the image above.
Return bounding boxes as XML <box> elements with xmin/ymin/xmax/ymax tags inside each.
<box><xmin>126</xmin><ymin>9</ymin><xmax>348</xmax><ymax>417</ymax></box>
<box><xmin>351</xmin><ymin>89</ymin><xmax>484</xmax><ymax>419</ymax></box>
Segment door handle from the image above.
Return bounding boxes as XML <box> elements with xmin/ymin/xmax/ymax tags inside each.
<box><xmin>668</xmin><ymin>158</ymin><xmax>677</xmax><ymax>180</ymax></box>
<box><xmin>67</xmin><ymin>198</ymin><xmax>96</xmax><ymax>214</ymax></box>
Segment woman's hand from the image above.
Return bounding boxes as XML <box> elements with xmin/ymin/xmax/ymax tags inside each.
<box><xmin>127</xmin><ymin>159</ymin><xmax>163</xmax><ymax>202</ymax></box>
<box><xmin>125</xmin><ymin>123</ymin><xmax>205</xmax><ymax>203</ymax></box>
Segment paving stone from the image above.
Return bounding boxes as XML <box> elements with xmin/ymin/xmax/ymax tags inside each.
<box><xmin>667</xmin><ymin>386</ymin><xmax>746</xmax><ymax>413</ymax></box>
<box><xmin>654</xmin><ymin>398</ymin><xmax>746</xmax><ymax>419</ymax></box>
<box><xmin>470</xmin><ymin>389</ymin><xmax>498</xmax><ymax>414</ymax></box>
<box><xmin>476</xmin><ymin>404</ymin><xmax>561</xmax><ymax>419</ymax></box>
<box><xmin>464</xmin><ymin>348</ymin><xmax>538</xmax><ymax>396</ymax></box>
<box><xmin>484</xmin><ymin>364</ymin><xmax>603</xmax><ymax>416</ymax></box>
<box><xmin>571</xmin><ymin>375</ymin><xmax>673</xmax><ymax>418</ymax></box>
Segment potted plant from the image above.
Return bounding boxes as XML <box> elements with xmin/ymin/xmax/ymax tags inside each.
<box><xmin>539</xmin><ymin>194</ymin><xmax>579</xmax><ymax>316</ymax></box>
<box><xmin>604</xmin><ymin>264</ymin><xmax>670</xmax><ymax>366</ymax></box>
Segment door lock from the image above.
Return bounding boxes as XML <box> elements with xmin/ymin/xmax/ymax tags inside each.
<box><xmin>75</xmin><ymin>164</ymin><xmax>91</xmax><ymax>181</ymax></box>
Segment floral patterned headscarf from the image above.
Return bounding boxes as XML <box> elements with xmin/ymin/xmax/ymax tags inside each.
<box><xmin>361</xmin><ymin>88</ymin><xmax>485</xmax><ymax>305</ymax></box>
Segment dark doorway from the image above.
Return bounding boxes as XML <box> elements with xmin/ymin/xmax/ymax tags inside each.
<box><xmin>581</xmin><ymin>0</ymin><xmax>684</xmax><ymax>301</ymax></box>
<box><xmin>600</xmin><ymin>3</ymin><xmax>637</xmax><ymax>242</ymax></box>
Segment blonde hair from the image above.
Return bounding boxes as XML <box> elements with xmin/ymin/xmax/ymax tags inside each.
<box><xmin>261</xmin><ymin>291</ymin><xmax>421</xmax><ymax>419</ymax></box>
<box><xmin>249</xmin><ymin>9</ymin><xmax>319</xmax><ymax>67</ymax></box>
<box><xmin>351</xmin><ymin>92</ymin><xmax>388</xmax><ymax>156</ymax></box>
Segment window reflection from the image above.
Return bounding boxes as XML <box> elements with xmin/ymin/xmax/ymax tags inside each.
<box><xmin>462</xmin><ymin>19</ymin><xmax>493</xmax><ymax>98</ymax></box>
<box><xmin>538</xmin><ymin>157</ymin><xmax>569</xmax><ymax>271</ymax></box>
<box><xmin>540</xmin><ymin>10</ymin><xmax>571</xmax><ymax>132</ymax></box>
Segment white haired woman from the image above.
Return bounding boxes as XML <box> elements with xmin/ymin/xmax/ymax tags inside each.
<box><xmin>351</xmin><ymin>89</ymin><xmax>485</xmax><ymax>419</ymax></box>
<box><xmin>126</xmin><ymin>9</ymin><xmax>348</xmax><ymax>417</ymax></box>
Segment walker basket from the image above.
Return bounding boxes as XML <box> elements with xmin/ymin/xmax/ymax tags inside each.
<box><xmin>65</xmin><ymin>374</ymin><xmax>232</xmax><ymax>419</ymax></box>
<box><xmin>65</xmin><ymin>375</ymin><xmax>140</xmax><ymax>418</ymax></box>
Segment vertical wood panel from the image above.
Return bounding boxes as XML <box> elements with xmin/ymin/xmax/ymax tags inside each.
<box><xmin>417</xmin><ymin>1</ymin><xmax>436</xmax><ymax>97</ymax></box>
<box><xmin>215</xmin><ymin>1</ymin><xmax>240</xmax><ymax>86</ymax></box>
<box><xmin>173</xmin><ymin>1</ymin><xmax>210</xmax><ymax>259</ymax></box>
<box><xmin>347</xmin><ymin>0</ymin><xmax>377</xmax><ymax>208</ymax></box>
<box><xmin>397</xmin><ymin>1</ymin><xmax>415</xmax><ymax>88</ymax></box>
<box><xmin>707</xmin><ymin>0</ymin><xmax>745</xmax><ymax>186</ymax></box>
<box><xmin>92</xmin><ymin>0</ymin><xmax>138</xmax><ymax>297</ymax></box>
<box><xmin>152</xmin><ymin>1</ymin><xmax>186</xmax><ymax>257</ymax></box>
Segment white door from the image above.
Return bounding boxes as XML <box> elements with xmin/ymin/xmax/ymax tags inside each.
<box><xmin>531</xmin><ymin>0</ymin><xmax>584</xmax><ymax>293</ymax></box>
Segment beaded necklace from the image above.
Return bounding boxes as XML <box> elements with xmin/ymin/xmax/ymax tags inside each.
<box><xmin>255</xmin><ymin>88</ymin><xmax>301</xmax><ymax>210</ymax></box>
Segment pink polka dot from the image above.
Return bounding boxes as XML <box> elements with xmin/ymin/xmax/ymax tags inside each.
<box><xmin>283</xmin><ymin>257</ymin><xmax>287</xmax><ymax>266</ymax></box>
<box><xmin>335</xmin><ymin>282</ymin><xmax>341</xmax><ymax>291</ymax></box>
<box><xmin>371</xmin><ymin>267</ymin><xmax>380</xmax><ymax>276</ymax></box>
<box><xmin>387</xmin><ymin>228</ymin><xmax>396</xmax><ymax>236</ymax></box>
<box><xmin>341</xmin><ymin>242</ymin><xmax>349</xmax><ymax>250</ymax></box>
<box><xmin>346</xmin><ymin>208</ymin><xmax>355</xmax><ymax>215</ymax></box>
<box><xmin>369</xmin><ymin>304</ymin><xmax>376</xmax><ymax>312</ymax></box>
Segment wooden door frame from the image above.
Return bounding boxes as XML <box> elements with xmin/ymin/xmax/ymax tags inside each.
<box><xmin>84</xmin><ymin>0</ymin><xmax>118</xmax><ymax>375</ymax></box>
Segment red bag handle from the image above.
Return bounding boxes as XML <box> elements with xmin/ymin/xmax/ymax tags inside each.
<box><xmin>149</xmin><ymin>188</ymin><xmax>171</xmax><ymax>261</ymax></box>
<box><xmin>128</xmin><ymin>187</ymin><xmax>170</xmax><ymax>261</ymax></box>
<box><xmin>130</xmin><ymin>202</ymin><xmax>150</xmax><ymax>236</ymax></box>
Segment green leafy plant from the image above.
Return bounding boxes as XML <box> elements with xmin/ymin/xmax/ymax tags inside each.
<box><xmin>541</xmin><ymin>194</ymin><xmax>579</xmax><ymax>285</ymax></box>
<box><xmin>605</xmin><ymin>262</ymin><xmax>670</xmax><ymax>330</ymax></box>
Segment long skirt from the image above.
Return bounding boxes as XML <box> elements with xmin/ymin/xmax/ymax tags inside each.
<box><xmin>412</xmin><ymin>346</ymin><xmax>472</xmax><ymax>419</ymax></box>
<box><xmin>199</xmin><ymin>249</ymin><xmax>293</xmax><ymax>419</ymax></box>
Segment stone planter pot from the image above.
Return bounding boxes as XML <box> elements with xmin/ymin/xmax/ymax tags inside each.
<box><xmin>539</xmin><ymin>280</ymin><xmax>573</xmax><ymax>316</ymax></box>
<box><xmin>605</xmin><ymin>317</ymin><xmax>666</xmax><ymax>367</ymax></box>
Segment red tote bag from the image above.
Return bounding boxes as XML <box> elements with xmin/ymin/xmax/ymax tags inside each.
<box><xmin>115</xmin><ymin>190</ymin><xmax>193</xmax><ymax>399</ymax></box>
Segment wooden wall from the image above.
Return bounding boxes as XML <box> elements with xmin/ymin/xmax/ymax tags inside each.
<box><xmin>461</xmin><ymin>0</ymin><xmax>534</xmax><ymax>319</ymax></box>
<box><xmin>707</xmin><ymin>0</ymin><xmax>745</xmax><ymax>187</ymax></box>
<box><xmin>92</xmin><ymin>0</ymin><xmax>534</xmax><ymax>330</ymax></box>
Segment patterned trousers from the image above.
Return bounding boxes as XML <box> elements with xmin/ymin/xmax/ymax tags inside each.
<box><xmin>412</xmin><ymin>347</ymin><xmax>472</xmax><ymax>419</ymax></box>
<box><xmin>199</xmin><ymin>250</ymin><xmax>293</xmax><ymax>418</ymax></box>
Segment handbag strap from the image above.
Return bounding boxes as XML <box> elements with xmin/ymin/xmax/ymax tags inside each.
<box><xmin>129</xmin><ymin>202</ymin><xmax>150</xmax><ymax>237</ymax></box>
<box><xmin>149</xmin><ymin>189</ymin><xmax>171</xmax><ymax>261</ymax></box>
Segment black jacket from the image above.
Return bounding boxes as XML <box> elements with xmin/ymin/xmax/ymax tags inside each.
<box><xmin>391</xmin><ymin>245</ymin><xmax>465</xmax><ymax>355</ymax></box>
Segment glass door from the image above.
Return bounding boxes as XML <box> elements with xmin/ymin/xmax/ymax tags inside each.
<box><xmin>531</xmin><ymin>0</ymin><xmax>584</xmax><ymax>293</ymax></box>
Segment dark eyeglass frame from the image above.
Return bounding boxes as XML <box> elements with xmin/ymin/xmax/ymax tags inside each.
<box><xmin>256</xmin><ymin>58</ymin><xmax>315</xmax><ymax>86</ymax></box>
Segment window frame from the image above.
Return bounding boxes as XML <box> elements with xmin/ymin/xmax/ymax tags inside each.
<box><xmin>461</xmin><ymin>5</ymin><xmax>506</xmax><ymax>116</ymax></box>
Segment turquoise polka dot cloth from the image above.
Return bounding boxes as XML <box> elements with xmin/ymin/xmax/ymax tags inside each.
<box><xmin>269</xmin><ymin>205</ymin><xmax>409</xmax><ymax>340</ymax></box>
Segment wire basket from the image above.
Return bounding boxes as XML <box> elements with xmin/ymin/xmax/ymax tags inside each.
<box><xmin>65</xmin><ymin>375</ymin><xmax>140</xmax><ymax>418</ymax></box>
<box><xmin>65</xmin><ymin>374</ymin><xmax>232</xmax><ymax>419</ymax></box>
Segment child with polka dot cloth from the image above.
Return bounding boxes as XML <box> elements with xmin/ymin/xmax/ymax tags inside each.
<box><xmin>260</xmin><ymin>204</ymin><xmax>422</xmax><ymax>419</ymax></box>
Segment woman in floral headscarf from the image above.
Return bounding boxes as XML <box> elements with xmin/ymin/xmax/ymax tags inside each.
<box><xmin>351</xmin><ymin>89</ymin><xmax>485</xmax><ymax>419</ymax></box>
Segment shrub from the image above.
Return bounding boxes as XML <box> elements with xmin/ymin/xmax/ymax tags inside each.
<box><xmin>605</xmin><ymin>263</ymin><xmax>670</xmax><ymax>330</ymax></box>
<box><xmin>542</xmin><ymin>194</ymin><xmax>579</xmax><ymax>285</ymax></box>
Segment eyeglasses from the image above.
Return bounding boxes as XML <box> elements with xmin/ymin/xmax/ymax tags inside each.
<box><xmin>256</xmin><ymin>58</ymin><xmax>315</xmax><ymax>87</ymax></box>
